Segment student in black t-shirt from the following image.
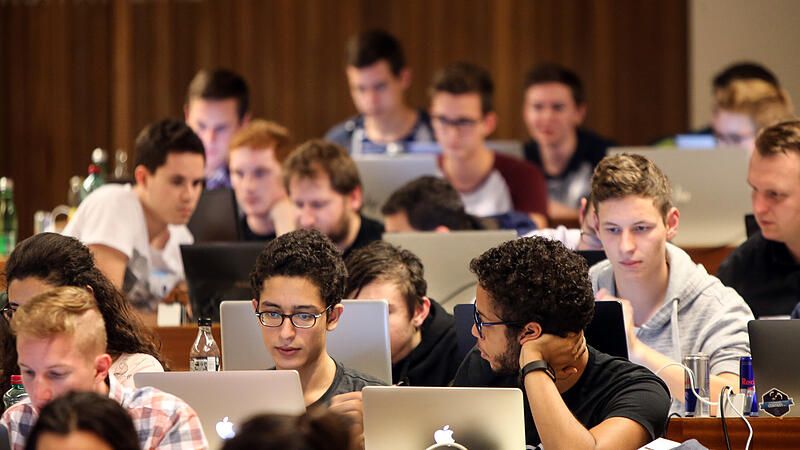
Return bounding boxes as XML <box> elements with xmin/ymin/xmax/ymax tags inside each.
<box><xmin>228</xmin><ymin>119</ymin><xmax>296</xmax><ymax>241</ymax></box>
<box><xmin>282</xmin><ymin>140</ymin><xmax>384</xmax><ymax>259</ymax></box>
<box><xmin>453</xmin><ymin>237</ymin><xmax>669</xmax><ymax>449</ymax></box>
<box><xmin>249</xmin><ymin>230</ymin><xmax>385</xmax><ymax>446</ymax></box>
<box><xmin>345</xmin><ymin>241</ymin><xmax>460</xmax><ymax>386</ymax></box>
<box><xmin>522</xmin><ymin>63</ymin><xmax>616</xmax><ymax>221</ymax></box>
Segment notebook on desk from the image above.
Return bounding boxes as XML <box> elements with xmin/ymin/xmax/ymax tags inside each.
<box><xmin>608</xmin><ymin>146</ymin><xmax>751</xmax><ymax>247</ymax></box>
<box><xmin>748</xmin><ymin>319</ymin><xmax>800</xmax><ymax>417</ymax></box>
<box><xmin>383</xmin><ymin>230</ymin><xmax>517</xmax><ymax>313</ymax></box>
<box><xmin>180</xmin><ymin>242</ymin><xmax>265</xmax><ymax>321</ymax></box>
<box><xmin>362</xmin><ymin>386</ymin><xmax>525</xmax><ymax>450</ymax></box>
<box><xmin>220</xmin><ymin>299</ymin><xmax>392</xmax><ymax>384</ymax></box>
<box><xmin>134</xmin><ymin>370</ymin><xmax>305</xmax><ymax>449</ymax></box>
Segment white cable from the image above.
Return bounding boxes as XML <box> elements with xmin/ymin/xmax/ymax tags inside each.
<box><xmin>721</xmin><ymin>385</ymin><xmax>754</xmax><ymax>450</ymax></box>
<box><xmin>656</xmin><ymin>361</ymin><xmax>719</xmax><ymax>407</ymax></box>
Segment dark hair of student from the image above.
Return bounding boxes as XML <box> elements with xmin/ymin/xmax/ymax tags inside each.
<box><xmin>470</xmin><ymin>236</ymin><xmax>595</xmax><ymax>339</ymax></box>
<box><xmin>345</xmin><ymin>241</ymin><xmax>427</xmax><ymax>318</ymax></box>
<box><xmin>345</xmin><ymin>29</ymin><xmax>406</xmax><ymax>76</ymax></box>
<box><xmin>282</xmin><ymin>139</ymin><xmax>362</xmax><ymax>195</ymax></box>
<box><xmin>712</xmin><ymin>62</ymin><xmax>779</xmax><ymax>90</ymax></box>
<box><xmin>25</xmin><ymin>391</ymin><xmax>140</xmax><ymax>450</ymax></box>
<box><xmin>755</xmin><ymin>119</ymin><xmax>800</xmax><ymax>157</ymax></box>
<box><xmin>1</xmin><ymin>233</ymin><xmax>167</xmax><ymax>396</ymax></box>
<box><xmin>250</xmin><ymin>229</ymin><xmax>347</xmax><ymax>310</ymax></box>
<box><xmin>429</xmin><ymin>61</ymin><xmax>494</xmax><ymax>115</ymax></box>
<box><xmin>133</xmin><ymin>118</ymin><xmax>205</xmax><ymax>174</ymax></box>
<box><xmin>221</xmin><ymin>408</ymin><xmax>351</xmax><ymax>450</ymax></box>
<box><xmin>381</xmin><ymin>176</ymin><xmax>479</xmax><ymax>231</ymax></box>
<box><xmin>523</xmin><ymin>62</ymin><xmax>585</xmax><ymax>105</ymax></box>
<box><xmin>186</xmin><ymin>68</ymin><xmax>250</xmax><ymax>120</ymax></box>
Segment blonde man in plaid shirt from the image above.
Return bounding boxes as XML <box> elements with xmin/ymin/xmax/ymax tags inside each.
<box><xmin>1</xmin><ymin>287</ymin><xmax>207</xmax><ymax>450</ymax></box>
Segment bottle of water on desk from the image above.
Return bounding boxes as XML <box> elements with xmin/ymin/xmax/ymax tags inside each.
<box><xmin>190</xmin><ymin>317</ymin><xmax>220</xmax><ymax>371</ymax></box>
<box><xmin>0</xmin><ymin>177</ymin><xmax>17</xmax><ymax>256</ymax></box>
<box><xmin>3</xmin><ymin>375</ymin><xmax>28</xmax><ymax>409</ymax></box>
<box><xmin>79</xmin><ymin>164</ymin><xmax>105</xmax><ymax>203</ymax></box>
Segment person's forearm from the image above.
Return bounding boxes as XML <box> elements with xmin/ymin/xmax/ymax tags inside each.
<box><xmin>524</xmin><ymin>371</ymin><xmax>596</xmax><ymax>450</ymax></box>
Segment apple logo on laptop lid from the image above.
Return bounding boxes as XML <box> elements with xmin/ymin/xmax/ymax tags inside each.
<box><xmin>216</xmin><ymin>416</ymin><xmax>236</xmax><ymax>440</ymax></box>
<box><xmin>426</xmin><ymin>425</ymin><xmax>468</xmax><ymax>450</ymax></box>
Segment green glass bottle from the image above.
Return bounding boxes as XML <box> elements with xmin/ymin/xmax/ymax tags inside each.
<box><xmin>3</xmin><ymin>375</ymin><xmax>27</xmax><ymax>409</ymax></box>
<box><xmin>0</xmin><ymin>177</ymin><xmax>17</xmax><ymax>256</ymax></box>
<box><xmin>79</xmin><ymin>164</ymin><xmax>106</xmax><ymax>203</ymax></box>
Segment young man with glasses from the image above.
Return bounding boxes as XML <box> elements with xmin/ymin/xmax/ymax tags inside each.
<box><xmin>248</xmin><ymin>229</ymin><xmax>384</xmax><ymax>446</ymax></box>
<box><xmin>453</xmin><ymin>237</ymin><xmax>670</xmax><ymax>449</ymax></box>
<box><xmin>430</xmin><ymin>62</ymin><xmax>549</xmax><ymax>228</ymax></box>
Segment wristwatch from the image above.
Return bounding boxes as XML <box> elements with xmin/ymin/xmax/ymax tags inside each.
<box><xmin>520</xmin><ymin>360</ymin><xmax>556</xmax><ymax>382</ymax></box>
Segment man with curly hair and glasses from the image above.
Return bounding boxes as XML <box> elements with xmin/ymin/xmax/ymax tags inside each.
<box><xmin>453</xmin><ymin>237</ymin><xmax>669</xmax><ymax>449</ymax></box>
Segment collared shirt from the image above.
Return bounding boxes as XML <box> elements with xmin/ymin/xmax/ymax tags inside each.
<box><xmin>0</xmin><ymin>375</ymin><xmax>208</xmax><ymax>450</ymax></box>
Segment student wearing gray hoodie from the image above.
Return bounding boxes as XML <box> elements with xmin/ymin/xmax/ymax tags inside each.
<box><xmin>589</xmin><ymin>154</ymin><xmax>753</xmax><ymax>414</ymax></box>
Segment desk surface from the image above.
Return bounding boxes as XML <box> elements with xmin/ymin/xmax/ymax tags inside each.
<box><xmin>666</xmin><ymin>417</ymin><xmax>800</xmax><ymax>449</ymax></box>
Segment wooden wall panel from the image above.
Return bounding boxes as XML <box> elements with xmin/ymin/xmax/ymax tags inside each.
<box><xmin>1</xmin><ymin>0</ymin><xmax>687</xmax><ymax>239</ymax></box>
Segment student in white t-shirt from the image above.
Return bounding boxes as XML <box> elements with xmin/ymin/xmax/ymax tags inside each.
<box><xmin>64</xmin><ymin>119</ymin><xmax>205</xmax><ymax>317</ymax></box>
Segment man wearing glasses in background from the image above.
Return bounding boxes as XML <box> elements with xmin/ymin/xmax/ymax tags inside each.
<box><xmin>453</xmin><ymin>237</ymin><xmax>670</xmax><ymax>449</ymax></box>
<box><xmin>430</xmin><ymin>62</ymin><xmax>549</xmax><ymax>229</ymax></box>
<box><xmin>248</xmin><ymin>229</ymin><xmax>385</xmax><ymax>447</ymax></box>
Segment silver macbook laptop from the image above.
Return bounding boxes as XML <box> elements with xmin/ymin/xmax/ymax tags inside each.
<box><xmin>354</xmin><ymin>154</ymin><xmax>440</xmax><ymax>221</ymax></box>
<box><xmin>383</xmin><ymin>230</ymin><xmax>517</xmax><ymax>313</ymax></box>
<box><xmin>362</xmin><ymin>386</ymin><xmax>525</xmax><ymax>450</ymax></box>
<box><xmin>748</xmin><ymin>319</ymin><xmax>800</xmax><ymax>417</ymax></box>
<box><xmin>608</xmin><ymin>146</ymin><xmax>751</xmax><ymax>247</ymax></box>
<box><xmin>134</xmin><ymin>370</ymin><xmax>305</xmax><ymax>449</ymax></box>
<box><xmin>220</xmin><ymin>299</ymin><xmax>392</xmax><ymax>384</ymax></box>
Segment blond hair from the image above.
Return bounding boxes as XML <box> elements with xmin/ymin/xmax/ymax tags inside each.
<box><xmin>11</xmin><ymin>286</ymin><xmax>107</xmax><ymax>358</ymax></box>
<box><xmin>228</xmin><ymin>119</ymin><xmax>292</xmax><ymax>163</ymax></box>
<box><xmin>714</xmin><ymin>79</ymin><xmax>795</xmax><ymax>130</ymax></box>
<box><xmin>755</xmin><ymin>119</ymin><xmax>800</xmax><ymax>157</ymax></box>
<box><xmin>591</xmin><ymin>154</ymin><xmax>673</xmax><ymax>222</ymax></box>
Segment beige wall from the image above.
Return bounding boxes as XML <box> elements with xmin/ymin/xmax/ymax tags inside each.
<box><xmin>690</xmin><ymin>0</ymin><xmax>800</xmax><ymax>128</ymax></box>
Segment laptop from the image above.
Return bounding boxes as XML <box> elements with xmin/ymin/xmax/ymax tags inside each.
<box><xmin>187</xmin><ymin>188</ymin><xmax>240</xmax><ymax>242</ymax></box>
<box><xmin>353</xmin><ymin>154</ymin><xmax>440</xmax><ymax>221</ymax></box>
<box><xmin>362</xmin><ymin>386</ymin><xmax>525</xmax><ymax>450</ymax></box>
<box><xmin>748</xmin><ymin>319</ymin><xmax>800</xmax><ymax>417</ymax></box>
<box><xmin>452</xmin><ymin>300</ymin><xmax>628</xmax><ymax>360</ymax></box>
<box><xmin>220</xmin><ymin>299</ymin><xmax>392</xmax><ymax>384</ymax></box>
<box><xmin>577</xmin><ymin>249</ymin><xmax>607</xmax><ymax>267</ymax></box>
<box><xmin>383</xmin><ymin>230</ymin><xmax>517</xmax><ymax>313</ymax></box>
<box><xmin>134</xmin><ymin>370</ymin><xmax>305</xmax><ymax>449</ymax></box>
<box><xmin>608</xmin><ymin>146</ymin><xmax>752</xmax><ymax>247</ymax></box>
<box><xmin>180</xmin><ymin>242</ymin><xmax>265</xmax><ymax>321</ymax></box>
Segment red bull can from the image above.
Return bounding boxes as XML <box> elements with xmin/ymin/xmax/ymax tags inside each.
<box><xmin>740</xmin><ymin>356</ymin><xmax>758</xmax><ymax>416</ymax></box>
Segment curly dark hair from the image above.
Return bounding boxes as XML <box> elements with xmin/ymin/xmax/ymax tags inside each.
<box><xmin>26</xmin><ymin>391</ymin><xmax>140</xmax><ymax>450</ymax></box>
<box><xmin>470</xmin><ymin>236</ymin><xmax>594</xmax><ymax>338</ymax></box>
<box><xmin>345</xmin><ymin>241</ymin><xmax>427</xmax><ymax>318</ymax></box>
<box><xmin>2</xmin><ymin>233</ymin><xmax>166</xmax><ymax>397</ymax></box>
<box><xmin>250</xmin><ymin>229</ymin><xmax>347</xmax><ymax>310</ymax></box>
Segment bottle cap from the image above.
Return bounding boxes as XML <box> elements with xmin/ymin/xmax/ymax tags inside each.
<box><xmin>10</xmin><ymin>375</ymin><xmax>22</xmax><ymax>384</ymax></box>
<box><xmin>88</xmin><ymin>164</ymin><xmax>100</xmax><ymax>175</ymax></box>
<box><xmin>0</xmin><ymin>177</ymin><xmax>13</xmax><ymax>191</ymax></box>
<box><xmin>198</xmin><ymin>317</ymin><xmax>212</xmax><ymax>327</ymax></box>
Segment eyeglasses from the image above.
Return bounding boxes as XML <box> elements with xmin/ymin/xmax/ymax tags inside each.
<box><xmin>473</xmin><ymin>305</ymin><xmax>523</xmax><ymax>339</ymax></box>
<box><xmin>714</xmin><ymin>131</ymin><xmax>754</xmax><ymax>147</ymax></box>
<box><xmin>579</xmin><ymin>230</ymin><xmax>603</xmax><ymax>250</ymax></box>
<box><xmin>255</xmin><ymin>305</ymin><xmax>332</xmax><ymax>329</ymax></box>
<box><xmin>1</xmin><ymin>294</ymin><xmax>16</xmax><ymax>322</ymax></box>
<box><xmin>431</xmin><ymin>115</ymin><xmax>481</xmax><ymax>132</ymax></box>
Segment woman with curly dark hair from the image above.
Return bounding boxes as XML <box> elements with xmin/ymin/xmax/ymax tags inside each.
<box><xmin>1</xmin><ymin>233</ymin><xmax>166</xmax><ymax>399</ymax></box>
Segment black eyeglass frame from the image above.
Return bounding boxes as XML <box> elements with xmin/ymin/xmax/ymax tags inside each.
<box><xmin>255</xmin><ymin>305</ymin><xmax>332</xmax><ymax>329</ymax></box>
<box><xmin>472</xmin><ymin>304</ymin><xmax>524</xmax><ymax>339</ymax></box>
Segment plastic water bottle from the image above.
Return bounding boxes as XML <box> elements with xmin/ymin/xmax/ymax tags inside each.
<box><xmin>3</xmin><ymin>375</ymin><xmax>28</xmax><ymax>409</ymax></box>
<box><xmin>190</xmin><ymin>317</ymin><xmax>220</xmax><ymax>371</ymax></box>
<box><xmin>79</xmin><ymin>164</ymin><xmax>105</xmax><ymax>202</ymax></box>
<box><xmin>0</xmin><ymin>177</ymin><xmax>17</xmax><ymax>256</ymax></box>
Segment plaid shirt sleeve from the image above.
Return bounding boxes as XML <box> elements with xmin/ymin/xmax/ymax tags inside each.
<box><xmin>123</xmin><ymin>387</ymin><xmax>208</xmax><ymax>450</ymax></box>
<box><xmin>1</xmin><ymin>400</ymin><xmax>38</xmax><ymax>450</ymax></box>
